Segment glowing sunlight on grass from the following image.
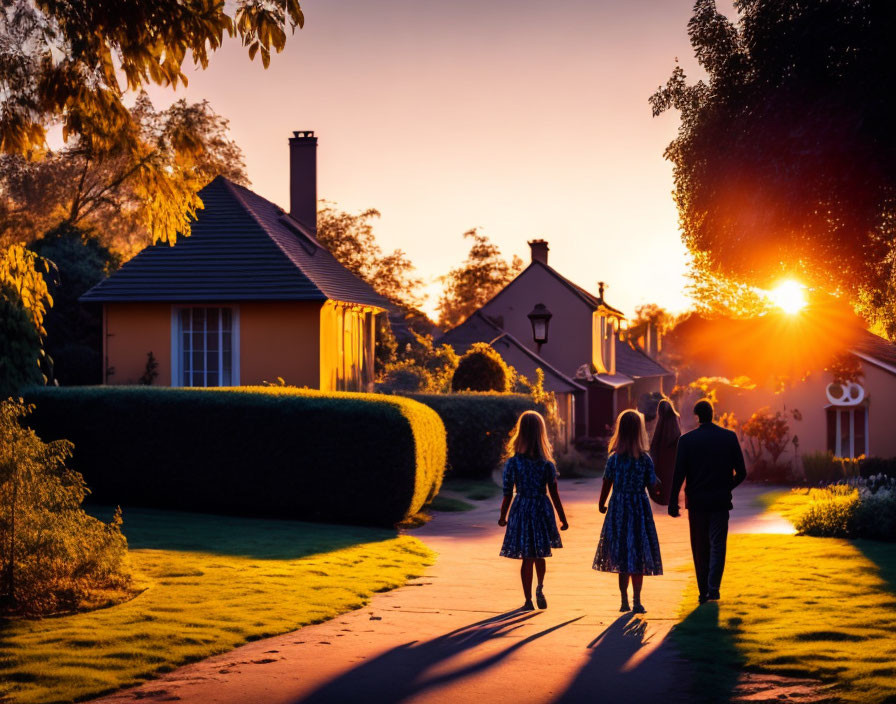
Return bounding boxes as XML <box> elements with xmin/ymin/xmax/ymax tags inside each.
<box><xmin>0</xmin><ymin>509</ymin><xmax>435</xmax><ymax>704</ymax></box>
<box><xmin>675</xmin><ymin>494</ymin><xmax>896</xmax><ymax>703</ymax></box>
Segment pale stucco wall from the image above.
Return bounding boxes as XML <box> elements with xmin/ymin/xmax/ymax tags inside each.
<box><xmin>679</xmin><ymin>357</ymin><xmax>896</xmax><ymax>461</ymax></box>
<box><xmin>238</xmin><ymin>301</ymin><xmax>322</xmax><ymax>386</ymax></box>
<box><xmin>319</xmin><ymin>301</ymin><xmax>376</xmax><ymax>392</ymax></box>
<box><xmin>105</xmin><ymin>301</ymin><xmax>324</xmax><ymax>388</ymax></box>
<box><xmin>479</xmin><ymin>265</ymin><xmax>595</xmax><ymax>378</ymax></box>
<box><xmin>104</xmin><ymin>303</ymin><xmax>171</xmax><ymax>385</ymax></box>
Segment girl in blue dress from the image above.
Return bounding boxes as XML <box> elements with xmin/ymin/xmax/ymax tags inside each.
<box><xmin>499</xmin><ymin>410</ymin><xmax>568</xmax><ymax>611</ymax></box>
<box><xmin>594</xmin><ymin>409</ymin><xmax>663</xmax><ymax>613</ymax></box>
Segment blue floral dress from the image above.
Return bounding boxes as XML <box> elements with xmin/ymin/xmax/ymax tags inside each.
<box><xmin>593</xmin><ymin>453</ymin><xmax>663</xmax><ymax>575</ymax></box>
<box><xmin>499</xmin><ymin>455</ymin><xmax>563</xmax><ymax>559</ymax></box>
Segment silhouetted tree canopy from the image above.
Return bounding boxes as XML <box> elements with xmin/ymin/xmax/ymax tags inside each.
<box><xmin>316</xmin><ymin>204</ymin><xmax>424</xmax><ymax>311</ymax></box>
<box><xmin>1</xmin><ymin>94</ymin><xmax>248</xmax><ymax>256</ymax></box>
<box><xmin>438</xmin><ymin>229</ymin><xmax>523</xmax><ymax>330</ymax></box>
<box><xmin>29</xmin><ymin>224</ymin><xmax>117</xmax><ymax>385</ymax></box>
<box><xmin>0</xmin><ymin>0</ymin><xmax>295</xmax><ymax>246</ymax></box>
<box><xmin>651</xmin><ymin>0</ymin><xmax>896</xmax><ymax>336</ymax></box>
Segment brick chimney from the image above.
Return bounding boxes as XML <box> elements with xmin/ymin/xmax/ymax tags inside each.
<box><xmin>528</xmin><ymin>239</ymin><xmax>549</xmax><ymax>265</ymax></box>
<box><xmin>289</xmin><ymin>130</ymin><xmax>317</xmax><ymax>232</ymax></box>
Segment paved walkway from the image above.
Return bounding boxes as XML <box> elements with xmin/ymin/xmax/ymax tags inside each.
<box><xmin>93</xmin><ymin>480</ymin><xmax>786</xmax><ymax>704</ymax></box>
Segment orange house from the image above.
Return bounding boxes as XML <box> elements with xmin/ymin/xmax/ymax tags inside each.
<box><xmin>81</xmin><ymin>132</ymin><xmax>388</xmax><ymax>391</ymax></box>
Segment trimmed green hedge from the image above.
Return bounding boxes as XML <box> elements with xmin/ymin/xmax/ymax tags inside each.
<box><xmin>22</xmin><ymin>386</ymin><xmax>446</xmax><ymax>527</ymax></box>
<box><xmin>404</xmin><ymin>393</ymin><xmax>542</xmax><ymax>479</ymax></box>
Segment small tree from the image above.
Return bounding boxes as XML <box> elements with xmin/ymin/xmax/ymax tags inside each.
<box><xmin>438</xmin><ymin>229</ymin><xmax>523</xmax><ymax>330</ymax></box>
<box><xmin>741</xmin><ymin>407</ymin><xmax>792</xmax><ymax>480</ymax></box>
<box><xmin>0</xmin><ymin>399</ymin><xmax>130</xmax><ymax>615</ymax></box>
<box><xmin>138</xmin><ymin>351</ymin><xmax>159</xmax><ymax>385</ymax></box>
<box><xmin>0</xmin><ymin>244</ymin><xmax>54</xmax><ymax>396</ymax></box>
<box><xmin>452</xmin><ymin>343</ymin><xmax>511</xmax><ymax>393</ymax></box>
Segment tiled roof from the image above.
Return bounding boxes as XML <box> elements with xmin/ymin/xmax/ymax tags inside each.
<box><xmin>81</xmin><ymin>176</ymin><xmax>390</xmax><ymax>309</ymax></box>
<box><xmin>438</xmin><ymin>312</ymin><xmax>585</xmax><ymax>393</ymax></box>
<box><xmin>853</xmin><ymin>330</ymin><xmax>896</xmax><ymax>372</ymax></box>
<box><xmin>614</xmin><ymin>338</ymin><xmax>672</xmax><ymax>379</ymax></box>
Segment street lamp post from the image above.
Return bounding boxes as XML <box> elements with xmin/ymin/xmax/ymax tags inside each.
<box><xmin>527</xmin><ymin>303</ymin><xmax>552</xmax><ymax>355</ymax></box>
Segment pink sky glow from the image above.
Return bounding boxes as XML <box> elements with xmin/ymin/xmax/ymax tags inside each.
<box><xmin>145</xmin><ymin>0</ymin><xmax>737</xmax><ymax>321</ymax></box>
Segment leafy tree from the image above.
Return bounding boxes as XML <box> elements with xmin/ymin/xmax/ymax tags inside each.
<box><xmin>1</xmin><ymin>95</ymin><xmax>248</xmax><ymax>256</ymax></box>
<box><xmin>651</xmin><ymin>0</ymin><xmax>896</xmax><ymax>336</ymax></box>
<box><xmin>741</xmin><ymin>406</ymin><xmax>795</xmax><ymax>480</ymax></box>
<box><xmin>379</xmin><ymin>333</ymin><xmax>459</xmax><ymax>393</ymax></box>
<box><xmin>0</xmin><ymin>244</ymin><xmax>53</xmax><ymax>396</ymax></box>
<box><xmin>452</xmin><ymin>343</ymin><xmax>512</xmax><ymax>393</ymax></box>
<box><xmin>316</xmin><ymin>203</ymin><xmax>424</xmax><ymax>311</ymax></box>
<box><xmin>0</xmin><ymin>399</ymin><xmax>130</xmax><ymax>615</ymax></box>
<box><xmin>0</xmin><ymin>0</ymin><xmax>296</xmax><ymax>246</ymax></box>
<box><xmin>28</xmin><ymin>224</ymin><xmax>118</xmax><ymax>385</ymax></box>
<box><xmin>438</xmin><ymin>229</ymin><xmax>523</xmax><ymax>330</ymax></box>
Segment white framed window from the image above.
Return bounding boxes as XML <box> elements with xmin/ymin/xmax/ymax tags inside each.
<box><xmin>826</xmin><ymin>405</ymin><xmax>869</xmax><ymax>459</ymax></box>
<box><xmin>171</xmin><ymin>306</ymin><xmax>239</xmax><ymax>387</ymax></box>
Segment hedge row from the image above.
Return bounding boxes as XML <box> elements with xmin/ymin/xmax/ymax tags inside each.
<box><xmin>23</xmin><ymin>386</ymin><xmax>447</xmax><ymax>527</ymax></box>
<box><xmin>404</xmin><ymin>393</ymin><xmax>542</xmax><ymax>479</ymax></box>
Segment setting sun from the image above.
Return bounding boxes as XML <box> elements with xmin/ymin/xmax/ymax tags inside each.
<box><xmin>769</xmin><ymin>280</ymin><xmax>808</xmax><ymax>314</ymax></box>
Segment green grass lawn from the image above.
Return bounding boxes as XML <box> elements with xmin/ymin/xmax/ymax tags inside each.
<box><xmin>675</xmin><ymin>496</ymin><xmax>896</xmax><ymax>703</ymax></box>
<box><xmin>0</xmin><ymin>507</ymin><xmax>434</xmax><ymax>704</ymax></box>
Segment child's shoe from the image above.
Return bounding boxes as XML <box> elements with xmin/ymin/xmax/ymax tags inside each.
<box><xmin>535</xmin><ymin>585</ymin><xmax>547</xmax><ymax>609</ymax></box>
<box><xmin>632</xmin><ymin>602</ymin><xmax>646</xmax><ymax>614</ymax></box>
<box><xmin>522</xmin><ymin>600</ymin><xmax>536</xmax><ymax>611</ymax></box>
<box><xmin>619</xmin><ymin>599</ymin><xmax>631</xmax><ymax>612</ymax></box>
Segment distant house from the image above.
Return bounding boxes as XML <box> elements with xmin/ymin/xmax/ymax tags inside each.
<box><xmin>439</xmin><ymin>311</ymin><xmax>585</xmax><ymax>451</ymax></box>
<box><xmin>702</xmin><ymin>331</ymin><xmax>896</xmax><ymax>461</ymax></box>
<box><xmin>440</xmin><ymin>240</ymin><xmax>672</xmax><ymax>439</ymax></box>
<box><xmin>81</xmin><ymin>131</ymin><xmax>389</xmax><ymax>391</ymax></box>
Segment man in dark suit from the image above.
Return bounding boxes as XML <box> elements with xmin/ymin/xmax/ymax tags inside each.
<box><xmin>668</xmin><ymin>399</ymin><xmax>747</xmax><ymax>604</ymax></box>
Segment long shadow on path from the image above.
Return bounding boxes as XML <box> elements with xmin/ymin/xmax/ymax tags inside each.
<box><xmin>554</xmin><ymin>613</ymin><xmax>689</xmax><ymax>704</ymax></box>
<box><xmin>295</xmin><ymin>610</ymin><xmax>583</xmax><ymax>704</ymax></box>
<box><xmin>668</xmin><ymin>602</ymin><xmax>744</xmax><ymax>704</ymax></box>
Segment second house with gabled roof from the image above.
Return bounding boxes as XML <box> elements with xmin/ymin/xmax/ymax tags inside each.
<box><xmin>440</xmin><ymin>239</ymin><xmax>672</xmax><ymax>439</ymax></box>
<box><xmin>81</xmin><ymin>131</ymin><xmax>389</xmax><ymax>391</ymax></box>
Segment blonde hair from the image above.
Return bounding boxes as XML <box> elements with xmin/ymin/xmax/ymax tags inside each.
<box><xmin>608</xmin><ymin>409</ymin><xmax>649</xmax><ymax>458</ymax></box>
<box><xmin>507</xmin><ymin>410</ymin><xmax>554</xmax><ymax>464</ymax></box>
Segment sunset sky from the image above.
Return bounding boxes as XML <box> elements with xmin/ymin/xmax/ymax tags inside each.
<box><xmin>147</xmin><ymin>0</ymin><xmax>736</xmax><ymax>321</ymax></box>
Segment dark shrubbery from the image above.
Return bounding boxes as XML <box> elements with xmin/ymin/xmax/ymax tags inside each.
<box><xmin>801</xmin><ymin>451</ymin><xmax>847</xmax><ymax>485</ymax></box>
<box><xmin>859</xmin><ymin>456</ymin><xmax>896</xmax><ymax>479</ymax></box>
<box><xmin>801</xmin><ymin>452</ymin><xmax>896</xmax><ymax>485</ymax></box>
<box><xmin>406</xmin><ymin>393</ymin><xmax>541</xmax><ymax>478</ymax></box>
<box><xmin>451</xmin><ymin>343</ymin><xmax>511</xmax><ymax>393</ymax></box>
<box><xmin>23</xmin><ymin>387</ymin><xmax>446</xmax><ymax>527</ymax></box>
<box><xmin>0</xmin><ymin>399</ymin><xmax>131</xmax><ymax>616</ymax></box>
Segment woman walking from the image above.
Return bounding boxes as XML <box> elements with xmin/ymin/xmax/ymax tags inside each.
<box><xmin>649</xmin><ymin>398</ymin><xmax>681</xmax><ymax>505</ymax></box>
<box><xmin>594</xmin><ymin>409</ymin><xmax>663</xmax><ymax>613</ymax></box>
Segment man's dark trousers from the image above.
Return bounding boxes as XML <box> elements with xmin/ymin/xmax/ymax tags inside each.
<box><xmin>688</xmin><ymin>509</ymin><xmax>729</xmax><ymax>598</ymax></box>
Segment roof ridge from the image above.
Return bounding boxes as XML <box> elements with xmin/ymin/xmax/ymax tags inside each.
<box><xmin>219</xmin><ymin>177</ymin><xmax>327</xmax><ymax>299</ymax></box>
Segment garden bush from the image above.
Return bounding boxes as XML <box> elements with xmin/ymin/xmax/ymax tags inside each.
<box><xmin>23</xmin><ymin>386</ymin><xmax>446</xmax><ymax>527</ymax></box>
<box><xmin>859</xmin><ymin>456</ymin><xmax>896</xmax><ymax>479</ymax></box>
<box><xmin>794</xmin><ymin>477</ymin><xmax>896</xmax><ymax>541</ymax></box>
<box><xmin>0</xmin><ymin>399</ymin><xmax>131</xmax><ymax>616</ymax></box>
<box><xmin>405</xmin><ymin>392</ymin><xmax>541</xmax><ymax>478</ymax></box>
<box><xmin>801</xmin><ymin>451</ymin><xmax>845</xmax><ymax>485</ymax></box>
<box><xmin>451</xmin><ymin>343</ymin><xmax>511</xmax><ymax>393</ymax></box>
